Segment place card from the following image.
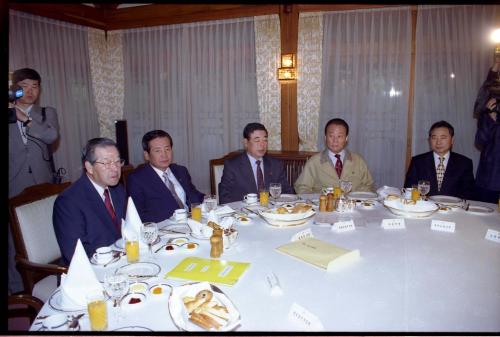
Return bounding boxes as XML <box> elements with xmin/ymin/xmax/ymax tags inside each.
<box><xmin>332</xmin><ymin>220</ymin><xmax>355</xmax><ymax>233</ymax></box>
<box><xmin>291</xmin><ymin>228</ymin><xmax>314</xmax><ymax>242</ymax></box>
<box><xmin>430</xmin><ymin>220</ymin><xmax>455</xmax><ymax>233</ymax></box>
<box><xmin>287</xmin><ymin>302</ymin><xmax>324</xmax><ymax>331</ymax></box>
<box><xmin>381</xmin><ymin>218</ymin><xmax>405</xmax><ymax>229</ymax></box>
<box><xmin>484</xmin><ymin>229</ymin><xmax>500</xmax><ymax>243</ymax></box>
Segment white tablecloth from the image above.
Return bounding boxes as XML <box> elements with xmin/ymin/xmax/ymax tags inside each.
<box><xmin>32</xmin><ymin>198</ymin><xmax>500</xmax><ymax>332</ymax></box>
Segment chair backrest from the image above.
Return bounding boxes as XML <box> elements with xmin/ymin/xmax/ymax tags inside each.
<box><xmin>8</xmin><ymin>294</ymin><xmax>44</xmax><ymax>326</ymax></box>
<box><xmin>9</xmin><ymin>183</ymin><xmax>71</xmax><ymax>265</ymax></box>
<box><xmin>209</xmin><ymin>150</ymin><xmax>317</xmax><ymax>196</ymax></box>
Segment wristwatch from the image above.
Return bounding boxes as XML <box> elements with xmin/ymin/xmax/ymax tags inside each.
<box><xmin>22</xmin><ymin>117</ymin><xmax>32</xmax><ymax>127</ymax></box>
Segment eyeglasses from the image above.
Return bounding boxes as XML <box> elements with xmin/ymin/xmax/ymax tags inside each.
<box><xmin>93</xmin><ymin>159</ymin><xmax>125</xmax><ymax>169</ymax></box>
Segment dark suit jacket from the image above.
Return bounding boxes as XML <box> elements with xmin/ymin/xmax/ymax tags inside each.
<box><xmin>126</xmin><ymin>163</ymin><xmax>204</xmax><ymax>223</ymax></box>
<box><xmin>53</xmin><ymin>174</ymin><xmax>126</xmax><ymax>265</ymax></box>
<box><xmin>218</xmin><ymin>152</ymin><xmax>294</xmax><ymax>204</ymax></box>
<box><xmin>404</xmin><ymin>151</ymin><xmax>475</xmax><ymax>200</ymax></box>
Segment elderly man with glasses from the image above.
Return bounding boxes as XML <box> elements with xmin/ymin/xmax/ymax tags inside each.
<box><xmin>53</xmin><ymin>137</ymin><xmax>127</xmax><ymax>265</ymax></box>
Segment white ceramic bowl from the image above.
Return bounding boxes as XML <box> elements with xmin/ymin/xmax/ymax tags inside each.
<box><xmin>383</xmin><ymin>199</ymin><xmax>438</xmax><ymax>218</ymax></box>
<box><xmin>259</xmin><ymin>208</ymin><xmax>315</xmax><ymax>227</ymax></box>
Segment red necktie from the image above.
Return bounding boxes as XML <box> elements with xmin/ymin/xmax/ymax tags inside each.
<box><xmin>256</xmin><ymin>160</ymin><xmax>265</xmax><ymax>191</ymax></box>
<box><xmin>335</xmin><ymin>154</ymin><xmax>343</xmax><ymax>178</ymax></box>
<box><xmin>104</xmin><ymin>189</ymin><xmax>118</xmax><ymax>230</ymax></box>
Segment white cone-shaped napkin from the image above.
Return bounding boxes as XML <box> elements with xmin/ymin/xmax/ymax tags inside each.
<box><xmin>123</xmin><ymin>196</ymin><xmax>146</xmax><ymax>250</ymax></box>
<box><xmin>60</xmin><ymin>239</ymin><xmax>103</xmax><ymax>309</ymax></box>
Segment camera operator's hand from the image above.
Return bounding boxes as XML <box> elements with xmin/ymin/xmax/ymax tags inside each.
<box><xmin>10</xmin><ymin>103</ymin><xmax>31</xmax><ymax>125</ymax></box>
<box><xmin>486</xmin><ymin>98</ymin><xmax>497</xmax><ymax>122</ymax></box>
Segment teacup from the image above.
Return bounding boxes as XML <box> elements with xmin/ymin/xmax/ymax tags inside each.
<box><xmin>92</xmin><ymin>246</ymin><xmax>112</xmax><ymax>264</ymax></box>
<box><xmin>174</xmin><ymin>209</ymin><xmax>188</xmax><ymax>222</ymax></box>
<box><xmin>42</xmin><ymin>314</ymin><xmax>68</xmax><ymax>331</ymax></box>
<box><xmin>244</xmin><ymin>193</ymin><xmax>258</xmax><ymax>204</ymax></box>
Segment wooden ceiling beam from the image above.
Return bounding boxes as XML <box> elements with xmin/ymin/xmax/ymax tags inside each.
<box><xmin>9</xmin><ymin>3</ymin><xmax>106</xmax><ymax>30</ymax></box>
<box><xmin>105</xmin><ymin>4</ymin><xmax>279</xmax><ymax>30</ymax></box>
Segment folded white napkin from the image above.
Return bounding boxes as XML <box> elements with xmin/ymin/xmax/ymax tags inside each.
<box><xmin>60</xmin><ymin>239</ymin><xmax>103</xmax><ymax>309</ymax></box>
<box><xmin>202</xmin><ymin>204</ymin><xmax>235</xmax><ymax>215</ymax></box>
<box><xmin>376</xmin><ymin>185</ymin><xmax>401</xmax><ymax>199</ymax></box>
<box><xmin>220</xmin><ymin>216</ymin><xmax>235</xmax><ymax>230</ymax></box>
<box><xmin>187</xmin><ymin>218</ymin><xmax>212</xmax><ymax>237</ymax></box>
<box><xmin>123</xmin><ymin>197</ymin><xmax>146</xmax><ymax>250</ymax></box>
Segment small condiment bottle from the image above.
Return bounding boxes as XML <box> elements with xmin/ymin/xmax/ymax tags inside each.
<box><xmin>319</xmin><ymin>195</ymin><xmax>328</xmax><ymax>212</ymax></box>
<box><xmin>326</xmin><ymin>193</ymin><xmax>335</xmax><ymax>212</ymax></box>
<box><xmin>210</xmin><ymin>228</ymin><xmax>223</xmax><ymax>258</ymax></box>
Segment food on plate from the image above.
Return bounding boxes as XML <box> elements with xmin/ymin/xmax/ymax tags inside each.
<box><xmin>152</xmin><ymin>287</ymin><xmax>163</xmax><ymax>295</ymax></box>
<box><xmin>291</xmin><ymin>203</ymin><xmax>312</xmax><ymax>214</ymax></box>
<box><xmin>186</xmin><ymin>243</ymin><xmax>197</xmax><ymax>249</ymax></box>
<box><xmin>165</xmin><ymin>245</ymin><xmax>175</xmax><ymax>251</ymax></box>
<box><xmin>386</xmin><ymin>194</ymin><xmax>400</xmax><ymax>201</ymax></box>
<box><xmin>128</xmin><ymin>297</ymin><xmax>142</xmax><ymax>304</ymax></box>
<box><xmin>276</xmin><ymin>207</ymin><xmax>289</xmax><ymax>214</ymax></box>
<box><xmin>183</xmin><ymin>289</ymin><xmax>229</xmax><ymax>330</ymax></box>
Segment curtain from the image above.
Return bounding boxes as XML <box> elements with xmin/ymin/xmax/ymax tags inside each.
<box><xmin>9</xmin><ymin>10</ymin><xmax>100</xmax><ymax>183</ymax></box>
<box><xmin>413</xmin><ymin>5</ymin><xmax>500</xmax><ymax>173</ymax></box>
<box><xmin>87</xmin><ymin>28</ymin><xmax>125</xmax><ymax>140</ymax></box>
<box><xmin>254</xmin><ymin>14</ymin><xmax>281</xmax><ymax>151</ymax></box>
<box><xmin>298</xmin><ymin>12</ymin><xmax>323</xmax><ymax>151</ymax></box>
<box><xmin>319</xmin><ymin>7</ymin><xmax>412</xmax><ymax>188</ymax></box>
<box><xmin>122</xmin><ymin>17</ymin><xmax>260</xmax><ymax>194</ymax></box>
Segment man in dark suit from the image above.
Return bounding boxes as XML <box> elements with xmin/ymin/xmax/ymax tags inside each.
<box><xmin>53</xmin><ymin>138</ymin><xmax>127</xmax><ymax>265</ymax></box>
<box><xmin>127</xmin><ymin>130</ymin><xmax>204</xmax><ymax>223</ymax></box>
<box><xmin>404</xmin><ymin>120</ymin><xmax>475</xmax><ymax>200</ymax></box>
<box><xmin>218</xmin><ymin>122</ymin><xmax>294</xmax><ymax>204</ymax></box>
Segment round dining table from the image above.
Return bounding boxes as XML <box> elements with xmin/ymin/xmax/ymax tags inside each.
<box><xmin>31</xmin><ymin>195</ymin><xmax>500</xmax><ymax>332</ymax></box>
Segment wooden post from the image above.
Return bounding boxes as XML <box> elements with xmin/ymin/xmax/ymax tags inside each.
<box><xmin>405</xmin><ymin>6</ymin><xmax>418</xmax><ymax>172</ymax></box>
<box><xmin>279</xmin><ymin>4</ymin><xmax>299</xmax><ymax>151</ymax></box>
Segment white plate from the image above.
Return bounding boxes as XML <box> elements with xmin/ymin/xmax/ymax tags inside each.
<box><xmin>168</xmin><ymin>282</ymin><xmax>241</xmax><ymax>331</ymax></box>
<box><xmin>466</xmin><ymin>205</ymin><xmax>494</xmax><ymax>214</ymax></box>
<box><xmin>383</xmin><ymin>199</ymin><xmax>438</xmax><ymax>218</ymax></box>
<box><xmin>113</xmin><ymin>326</ymin><xmax>153</xmax><ymax>331</ymax></box>
<box><xmin>116</xmin><ymin>262</ymin><xmax>161</xmax><ymax>281</ymax></box>
<box><xmin>234</xmin><ymin>214</ymin><xmax>252</xmax><ymax>226</ymax></box>
<box><xmin>190</xmin><ymin>232</ymin><xmax>211</xmax><ymax>240</ymax></box>
<box><xmin>114</xmin><ymin>238</ymin><xmax>125</xmax><ymax>250</ymax></box>
<box><xmin>48</xmin><ymin>290</ymin><xmax>86</xmax><ymax>313</ymax></box>
<box><xmin>347</xmin><ymin>191</ymin><xmax>378</xmax><ymax>201</ymax></box>
<box><xmin>429</xmin><ymin>195</ymin><xmax>463</xmax><ymax>206</ymax></box>
<box><xmin>273</xmin><ymin>194</ymin><xmax>299</xmax><ymax>203</ymax></box>
<box><xmin>159</xmin><ymin>223</ymin><xmax>191</xmax><ymax>236</ymax></box>
<box><xmin>149</xmin><ymin>283</ymin><xmax>172</xmax><ymax>298</ymax></box>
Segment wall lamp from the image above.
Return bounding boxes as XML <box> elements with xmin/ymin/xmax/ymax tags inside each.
<box><xmin>277</xmin><ymin>53</ymin><xmax>297</xmax><ymax>82</ymax></box>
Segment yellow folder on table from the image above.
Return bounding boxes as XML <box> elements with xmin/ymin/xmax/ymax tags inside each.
<box><xmin>276</xmin><ymin>238</ymin><xmax>360</xmax><ymax>272</ymax></box>
<box><xmin>165</xmin><ymin>256</ymin><xmax>250</xmax><ymax>286</ymax></box>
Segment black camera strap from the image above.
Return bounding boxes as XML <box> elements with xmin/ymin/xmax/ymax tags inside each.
<box><xmin>41</xmin><ymin>107</ymin><xmax>57</xmax><ymax>176</ymax></box>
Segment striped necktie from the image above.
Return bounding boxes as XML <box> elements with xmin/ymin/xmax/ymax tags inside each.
<box><xmin>256</xmin><ymin>160</ymin><xmax>265</xmax><ymax>191</ymax></box>
<box><xmin>436</xmin><ymin>156</ymin><xmax>445</xmax><ymax>191</ymax></box>
<box><xmin>163</xmin><ymin>172</ymin><xmax>185</xmax><ymax>209</ymax></box>
<box><xmin>335</xmin><ymin>154</ymin><xmax>343</xmax><ymax>178</ymax></box>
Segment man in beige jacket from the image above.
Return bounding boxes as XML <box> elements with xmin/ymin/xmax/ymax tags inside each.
<box><xmin>294</xmin><ymin>118</ymin><xmax>375</xmax><ymax>194</ymax></box>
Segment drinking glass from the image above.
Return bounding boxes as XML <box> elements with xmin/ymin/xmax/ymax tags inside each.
<box><xmin>103</xmin><ymin>272</ymin><xmax>129</xmax><ymax>323</ymax></box>
<box><xmin>417</xmin><ymin>180</ymin><xmax>430</xmax><ymax>200</ymax></box>
<box><xmin>125</xmin><ymin>234</ymin><xmax>140</xmax><ymax>263</ymax></box>
<box><xmin>269</xmin><ymin>183</ymin><xmax>282</xmax><ymax>202</ymax></box>
<box><xmin>191</xmin><ymin>203</ymin><xmax>202</xmax><ymax>222</ymax></box>
<box><xmin>340</xmin><ymin>180</ymin><xmax>352</xmax><ymax>197</ymax></box>
<box><xmin>87</xmin><ymin>290</ymin><xmax>108</xmax><ymax>331</ymax></box>
<box><xmin>141</xmin><ymin>222</ymin><xmax>158</xmax><ymax>258</ymax></box>
<box><xmin>411</xmin><ymin>185</ymin><xmax>420</xmax><ymax>202</ymax></box>
<box><xmin>259</xmin><ymin>189</ymin><xmax>269</xmax><ymax>207</ymax></box>
<box><xmin>204</xmin><ymin>195</ymin><xmax>218</xmax><ymax>213</ymax></box>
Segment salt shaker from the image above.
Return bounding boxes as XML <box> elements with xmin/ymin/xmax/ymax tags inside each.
<box><xmin>210</xmin><ymin>228</ymin><xmax>223</xmax><ymax>258</ymax></box>
<box><xmin>319</xmin><ymin>195</ymin><xmax>327</xmax><ymax>212</ymax></box>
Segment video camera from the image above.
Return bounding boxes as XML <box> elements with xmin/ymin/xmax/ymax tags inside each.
<box><xmin>8</xmin><ymin>85</ymin><xmax>23</xmax><ymax>123</ymax></box>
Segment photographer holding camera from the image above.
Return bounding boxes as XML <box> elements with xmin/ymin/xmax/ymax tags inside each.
<box><xmin>9</xmin><ymin>68</ymin><xmax>60</xmax><ymax>198</ymax></box>
<box><xmin>473</xmin><ymin>55</ymin><xmax>500</xmax><ymax>203</ymax></box>
<box><xmin>8</xmin><ymin>68</ymin><xmax>60</xmax><ymax>293</ymax></box>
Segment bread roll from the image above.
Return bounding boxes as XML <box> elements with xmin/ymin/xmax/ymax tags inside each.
<box><xmin>184</xmin><ymin>290</ymin><xmax>213</xmax><ymax>313</ymax></box>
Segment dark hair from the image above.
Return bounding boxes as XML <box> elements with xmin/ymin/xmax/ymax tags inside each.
<box><xmin>142</xmin><ymin>130</ymin><xmax>173</xmax><ymax>152</ymax></box>
<box><xmin>324</xmin><ymin>118</ymin><xmax>349</xmax><ymax>136</ymax></box>
<box><xmin>13</xmin><ymin>68</ymin><xmax>41</xmax><ymax>85</ymax></box>
<box><xmin>82</xmin><ymin>138</ymin><xmax>119</xmax><ymax>164</ymax></box>
<box><xmin>243</xmin><ymin>123</ymin><xmax>267</xmax><ymax>140</ymax></box>
<box><xmin>428</xmin><ymin>120</ymin><xmax>454</xmax><ymax>138</ymax></box>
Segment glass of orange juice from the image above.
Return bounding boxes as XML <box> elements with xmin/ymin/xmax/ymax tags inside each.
<box><xmin>191</xmin><ymin>203</ymin><xmax>202</xmax><ymax>222</ymax></box>
<box><xmin>87</xmin><ymin>290</ymin><xmax>107</xmax><ymax>331</ymax></box>
<box><xmin>125</xmin><ymin>235</ymin><xmax>140</xmax><ymax>263</ymax></box>
<box><xmin>333</xmin><ymin>186</ymin><xmax>342</xmax><ymax>199</ymax></box>
<box><xmin>259</xmin><ymin>189</ymin><xmax>269</xmax><ymax>207</ymax></box>
<box><xmin>411</xmin><ymin>185</ymin><xmax>420</xmax><ymax>202</ymax></box>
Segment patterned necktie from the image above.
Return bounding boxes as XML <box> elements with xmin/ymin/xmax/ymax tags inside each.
<box><xmin>256</xmin><ymin>160</ymin><xmax>265</xmax><ymax>191</ymax></box>
<box><xmin>103</xmin><ymin>189</ymin><xmax>119</xmax><ymax>230</ymax></box>
<box><xmin>163</xmin><ymin>172</ymin><xmax>185</xmax><ymax>209</ymax></box>
<box><xmin>335</xmin><ymin>154</ymin><xmax>343</xmax><ymax>178</ymax></box>
<box><xmin>436</xmin><ymin>156</ymin><xmax>445</xmax><ymax>191</ymax></box>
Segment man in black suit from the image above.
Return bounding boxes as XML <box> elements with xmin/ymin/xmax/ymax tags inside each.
<box><xmin>404</xmin><ymin>120</ymin><xmax>475</xmax><ymax>199</ymax></box>
<box><xmin>218</xmin><ymin>123</ymin><xmax>294</xmax><ymax>204</ymax></box>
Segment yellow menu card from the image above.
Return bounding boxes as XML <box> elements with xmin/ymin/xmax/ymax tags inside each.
<box><xmin>165</xmin><ymin>257</ymin><xmax>250</xmax><ymax>286</ymax></box>
<box><xmin>276</xmin><ymin>238</ymin><xmax>360</xmax><ymax>272</ymax></box>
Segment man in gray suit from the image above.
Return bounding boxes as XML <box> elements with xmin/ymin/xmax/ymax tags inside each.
<box><xmin>8</xmin><ymin>68</ymin><xmax>60</xmax><ymax>293</ymax></box>
<box><xmin>9</xmin><ymin>68</ymin><xmax>60</xmax><ymax>198</ymax></box>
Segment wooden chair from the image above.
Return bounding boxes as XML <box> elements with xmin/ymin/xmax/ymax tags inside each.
<box><xmin>8</xmin><ymin>294</ymin><xmax>44</xmax><ymax>330</ymax></box>
<box><xmin>8</xmin><ymin>182</ymin><xmax>71</xmax><ymax>302</ymax></box>
<box><xmin>209</xmin><ymin>150</ymin><xmax>317</xmax><ymax>198</ymax></box>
